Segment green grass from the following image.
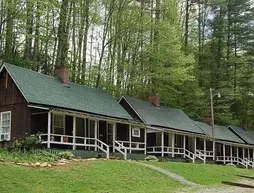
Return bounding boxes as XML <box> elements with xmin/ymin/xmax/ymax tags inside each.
<box><xmin>0</xmin><ymin>161</ymin><xmax>183</xmax><ymax>193</ymax></box>
<box><xmin>149</xmin><ymin>162</ymin><xmax>254</xmax><ymax>185</ymax></box>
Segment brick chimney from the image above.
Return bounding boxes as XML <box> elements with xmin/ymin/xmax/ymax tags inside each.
<box><xmin>240</xmin><ymin>122</ymin><xmax>248</xmax><ymax>130</ymax></box>
<box><xmin>149</xmin><ymin>94</ymin><xmax>160</xmax><ymax>107</ymax></box>
<box><xmin>55</xmin><ymin>66</ymin><xmax>69</xmax><ymax>85</ymax></box>
<box><xmin>203</xmin><ymin>116</ymin><xmax>212</xmax><ymax>126</ymax></box>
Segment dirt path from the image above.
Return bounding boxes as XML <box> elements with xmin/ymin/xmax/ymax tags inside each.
<box><xmin>178</xmin><ymin>179</ymin><xmax>254</xmax><ymax>193</ymax></box>
<box><xmin>135</xmin><ymin>162</ymin><xmax>197</xmax><ymax>186</ymax></box>
<box><xmin>135</xmin><ymin>162</ymin><xmax>254</xmax><ymax>193</ymax></box>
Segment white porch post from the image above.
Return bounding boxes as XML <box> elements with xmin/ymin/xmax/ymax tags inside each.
<box><xmin>72</xmin><ymin>116</ymin><xmax>76</xmax><ymax>150</ymax></box>
<box><xmin>248</xmin><ymin>148</ymin><xmax>250</xmax><ymax>160</ymax></box>
<box><xmin>129</xmin><ymin>125</ymin><xmax>132</xmax><ymax>153</ymax></box>
<box><xmin>252</xmin><ymin>149</ymin><xmax>254</xmax><ymax>169</ymax></box>
<box><xmin>113</xmin><ymin>123</ymin><xmax>116</xmax><ymax>153</ymax></box>
<box><xmin>172</xmin><ymin>133</ymin><xmax>175</xmax><ymax>157</ymax></box>
<box><xmin>230</xmin><ymin>145</ymin><xmax>233</xmax><ymax>164</ymax></box>
<box><xmin>94</xmin><ymin>120</ymin><xmax>98</xmax><ymax>151</ymax></box>
<box><xmin>144</xmin><ymin>128</ymin><xmax>147</xmax><ymax>154</ymax></box>
<box><xmin>161</xmin><ymin>131</ymin><xmax>164</xmax><ymax>157</ymax></box>
<box><xmin>213</xmin><ymin>140</ymin><xmax>216</xmax><ymax>160</ymax></box>
<box><xmin>183</xmin><ymin>135</ymin><xmax>186</xmax><ymax>158</ymax></box>
<box><xmin>194</xmin><ymin>137</ymin><xmax>196</xmax><ymax>160</ymax></box>
<box><xmin>236</xmin><ymin>147</ymin><xmax>239</xmax><ymax>165</ymax></box>
<box><xmin>204</xmin><ymin>138</ymin><xmax>206</xmax><ymax>163</ymax></box>
<box><xmin>47</xmin><ymin>111</ymin><xmax>51</xmax><ymax>148</ymax></box>
<box><xmin>223</xmin><ymin>144</ymin><xmax>226</xmax><ymax>164</ymax></box>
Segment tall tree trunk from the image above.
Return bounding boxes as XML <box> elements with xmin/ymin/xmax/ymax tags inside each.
<box><xmin>5</xmin><ymin>0</ymin><xmax>14</xmax><ymax>59</ymax></box>
<box><xmin>33</xmin><ymin>0</ymin><xmax>40</xmax><ymax>71</ymax></box>
<box><xmin>55</xmin><ymin>0</ymin><xmax>70</xmax><ymax>68</ymax></box>
<box><xmin>24</xmin><ymin>0</ymin><xmax>34</xmax><ymax>62</ymax></box>
<box><xmin>184</xmin><ymin>0</ymin><xmax>190</xmax><ymax>54</ymax></box>
<box><xmin>71</xmin><ymin>0</ymin><xmax>77</xmax><ymax>82</ymax></box>
<box><xmin>81</xmin><ymin>0</ymin><xmax>90</xmax><ymax>83</ymax></box>
<box><xmin>226</xmin><ymin>0</ymin><xmax>231</xmax><ymax>78</ymax></box>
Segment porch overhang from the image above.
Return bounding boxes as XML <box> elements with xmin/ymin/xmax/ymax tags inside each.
<box><xmin>146</xmin><ymin>126</ymin><xmax>209</xmax><ymax>139</ymax></box>
<box><xmin>28</xmin><ymin>104</ymin><xmax>145</xmax><ymax>128</ymax></box>
<box><xmin>216</xmin><ymin>140</ymin><xmax>253</xmax><ymax>149</ymax></box>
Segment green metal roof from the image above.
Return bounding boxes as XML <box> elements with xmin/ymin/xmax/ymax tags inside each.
<box><xmin>228</xmin><ymin>125</ymin><xmax>254</xmax><ymax>145</ymax></box>
<box><xmin>194</xmin><ymin>121</ymin><xmax>244</xmax><ymax>143</ymax></box>
<box><xmin>2</xmin><ymin>63</ymin><xmax>133</xmax><ymax>120</ymax></box>
<box><xmin>123</xmin><ymin>96</ymin><xmax>205</xmax><ymax>134</ymax></box>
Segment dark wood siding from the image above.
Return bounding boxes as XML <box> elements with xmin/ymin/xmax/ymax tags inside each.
<box><xmin>131</xmin><ymin>128</ymin><xmax>145</xmax><ymax>142</ymax></box>
<box><xmin>119</xmin><ymin>98</ymin><xmax>142</xmax><ymax>122</ymax></box>
<box><xmin>116</xmin><ymin>123</ymin><xmax>129</xmax><ymax>141</ymax></box>
<box><xmin>0</xmin><ymin>68</ymin><xmax>30</xmax><ymax>140</ymax></box>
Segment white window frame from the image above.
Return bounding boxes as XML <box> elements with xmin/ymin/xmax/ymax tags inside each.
<box><xmin>0</xmin><ymin>111</ymin><xmax>11</xmax><ymax>141</ymax></box>
<box><xmin>53</xmin><ymin>113</ymin><xmax>65</xmax><ymax>135</ymax></box>
<box><xmin>132</xmin><ymin>128</ymin><xmax>140</xmax><ymax>138</ymax></box>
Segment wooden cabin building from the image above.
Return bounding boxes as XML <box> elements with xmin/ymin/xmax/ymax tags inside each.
<box><xmin>1</xmin><ymin>62</ymin><xmax>254</xmax><ymax>167</ymax></box>
<box><xmin>0</xmin><ymin>63</ymin><xmax>145</xmax><ymax>159</ymax></box>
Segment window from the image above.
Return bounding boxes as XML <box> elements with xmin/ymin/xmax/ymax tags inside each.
<box><xmin>53</xmin><ymin>114</ymin><xmax>65</xmax><ymax>134</ymax></box>
<box><xmin>0</xmin><ymin>111</ymin><xmax>11</xmax><ymax>141</ymax></box>
<box><xmin>132</xmin><ymin>128</ymin><xmax>140</xmax><ymax>138</ymax></box>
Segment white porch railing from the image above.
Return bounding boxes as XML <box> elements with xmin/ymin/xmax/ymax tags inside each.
<box><xmin>184</xmin><ymin>149</ymin><xmax>195</xmax><ymax>163</ymax></box>
<box><xmin>198</xmin><ymin>150</ymin><xmax>214</xmax><ymax>158</ymax></box>
<box><xmin>40</xmin><ymin>134</ymin><xmax>109</xmax><ymax>159</ymax></box>
<box><xmin>216</xmin><ymin>156</ymin><xmax>253</xmax><ymax>169</ymax></box>
<box><xmin>146</xmin><ymin>146</ymin><xmax>195</xmax><ymax>162</ymax></box>
<box><xmin>146</xmin><ymin>146</ymin><xmax>184</xmax><ymax>155</ymax></box>
<box><xmin>116</xmin><ymin>140</ymin><xmax>145</xmax><ymax>152</ymax></box>
<box><xmin>115</xmin><ymin>141</ymin><xmax>127</xmax><ymax>160</ymax></box>
<box><xmin>243</xmin><ymin>158</ymin><xmax>254</xmax><ymax>168</ymax></box>
<box><xmin>195</xmin><ymin>149</ymin><xmax>205</xmax><ymax>163</ymax></box>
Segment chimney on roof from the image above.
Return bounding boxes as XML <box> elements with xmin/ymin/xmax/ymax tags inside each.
<box><xmin>55</xmin><ymin>66</ymin><xmax>69</xmax><ymax>85</ymax></box>
<box><xmin>149</xmin><ymin>94</ymin><xmax>160</xmax><ymax>107</ymax></box>
<box><xmin>203</xmin><ymin>116</ymin><xmax>212</xmax><ymax>126</ymax></box>
<box><xmin>240</xmin><ymin>122</ymin><xmax>248</xmax><ymax>130</ymax></box>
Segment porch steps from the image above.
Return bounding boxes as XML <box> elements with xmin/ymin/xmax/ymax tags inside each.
<box><xmin>98</xmin><ymin>152</ymin><xmax>120</xmax><ymax>160</ymax></box>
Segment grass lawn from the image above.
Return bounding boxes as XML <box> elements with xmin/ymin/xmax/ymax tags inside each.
<box><xmin>0</xmin><ymin>160</ymin><xmax>183</xmax><ymax>193</ymax></box>
<box><xmin>149</xmin><ymin>162</ymin><xmax>254</xmax><ymax>185</ymax></box>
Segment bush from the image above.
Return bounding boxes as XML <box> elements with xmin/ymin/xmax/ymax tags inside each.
<box><xmin>58</xmin><ymin>151</ymin><xmax>74</xmax><ymax>160</ymax></box>
<box><xmin>6</xmin><ymin>139</ymin><xmax>22</xmax><ymax>152</ymax></box>
<box><xmin>38</xmin><ymin>151</ymin><xmax>58</xmax><ymax>160</ymax></box>
<box><xmin>21</xmin><ymin>135</ymin><xmax>41</xmax><ymax>151</ymax></box>
<box><xmin>6</xmin><ymin>135</ymin><xmax>41</xmax><ymax>152</ymax></box>
<box><xmin>145</xmin><ymin>155</ymin><xmax>159</xmax><ymax>162</ymax></box>
<box><xmin>0</xmin><ymin>149</ymin><xmax>59</xmax><ymax>163</ymax></box>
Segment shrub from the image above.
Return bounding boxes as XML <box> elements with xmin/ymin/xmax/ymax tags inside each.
<box><xmin>38</xmin><ymin>151</ymin><xmax>58</xmax><ymax>160</ymax></box>
<box><xmin>21</xmin><ymin>135</ymin><xmax>41</xmax><ymax>151</ymax></box>
<box><xmin>6</xmin><ymin>135</ymin><xmax>40</xmax><ymax>152</ymax></box>
<box><xmin>145</xmin><ymin>155</ymin><xmax>159</xmax><ymax>162</ymax></box>
<box><xmin>58</xmin><ymin>151</ymin><xmax>74</xmax><ymax>160</ymax></box>
<box><xmin>6</xmin><ymin>138</ymin><xmax>22</xmax><ymax>152</ymax></box>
